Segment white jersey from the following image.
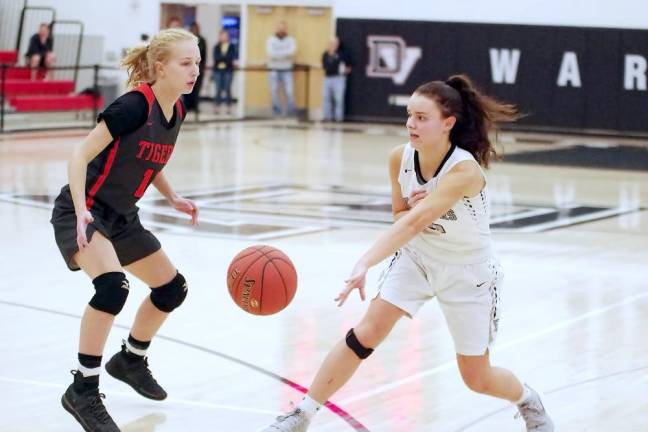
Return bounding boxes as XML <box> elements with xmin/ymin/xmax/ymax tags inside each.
<box><xmin>398</xmin><ymin>143</ymin><xmax>491</xmax><ymax>264</ymax></box>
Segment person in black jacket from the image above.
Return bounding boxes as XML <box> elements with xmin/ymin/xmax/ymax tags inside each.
<box><xmin>212</xmin><ymin>29</ymin><xmax>238</xmax><ymax>114</ymax></box>
<box><xmin>321</xmin><ymin>37</ymin><xmax>351</xmax><ymax>122</ymax></box>
<box><xmin>183</xmin><ymin>22</ymin><xmax>207</xmax><ymax>113</ymax></box>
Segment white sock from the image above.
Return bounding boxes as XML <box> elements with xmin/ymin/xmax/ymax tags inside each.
<box><xmin>298</xmin><ymin>395</ymin><xmax>322</xmax><ymax>419</ymax></box>
<box><xmin>77</xmin><ymin>364</ymin><xmax>101</xmax><ymax>377</ymax></box>
<box><xmin>126</xmin><ymin>339</ymin><xmax>147</xmax><ymax>357</ymax></box>
<box><xmin>514</xmin><ymin>384</ymin><xmax>531</xmax><ymax>405</ymax></box>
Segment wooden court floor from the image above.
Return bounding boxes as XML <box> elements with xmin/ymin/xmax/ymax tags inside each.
<box><xmin>1</xmin><ymin>120</ymin><xmax>647</xmax><ymax>431</ymax></box>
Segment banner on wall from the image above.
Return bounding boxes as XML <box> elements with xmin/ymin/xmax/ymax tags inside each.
<box><xmin>337</xmin><ymin>18</ymin><xmax>648</xmax><ymax>134</ymax></box>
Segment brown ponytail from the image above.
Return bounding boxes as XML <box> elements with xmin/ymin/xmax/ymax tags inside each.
<box><xmin>121</xmin><ymin>28</ymin><xmax>198</xmax><ymax>88</ymax></box>
<box><xmin>415</xmin><ymin>74</ymin><xmax>519</xmax><ymax>168</ymax></box>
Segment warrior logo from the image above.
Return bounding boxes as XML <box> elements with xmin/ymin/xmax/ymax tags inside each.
<box><xmin>366</xmin><ymin>36</ymin><xmax>421</xmax><ymax>85</ymax></box>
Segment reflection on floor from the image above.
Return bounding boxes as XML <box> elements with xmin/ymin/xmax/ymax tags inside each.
<box><xmin>1</xmin><ymin>120</ymin><xmax>647</xmax><ymax>431</ymax></box>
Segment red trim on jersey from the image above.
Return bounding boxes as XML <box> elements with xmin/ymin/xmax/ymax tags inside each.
<box><xmin>133</xmin><ymin>83</ymin><xmax>155</xmax><ymax>117</ymax></box>
<box><xmin>134</xmin><ymin>168</ymin><xmax>154</xmax><ymax>198</ymax></box>
<box><xmin>175</xmin><ymin>99</ymin><xmax>183</xmax><ymax>120</ymax></box>
<box><xmin>85</xmin><ymin>138</ymin><xmax>121</xmax><ymax>209</ymax></box>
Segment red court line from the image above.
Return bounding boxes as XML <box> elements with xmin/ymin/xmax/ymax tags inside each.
<box><xmin>0</xmin><ymin>300</ymin><xmax>370</xmax><ymax>432</ymax></box>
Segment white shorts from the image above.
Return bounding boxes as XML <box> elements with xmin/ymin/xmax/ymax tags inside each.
<box><xmin>376</xmin><ymin>247</ymin><xmax>503</xmax><ymax>356</ymax></box>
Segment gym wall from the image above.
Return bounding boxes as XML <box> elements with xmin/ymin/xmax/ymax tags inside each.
<box><xmin>337</xmin><ymin>18</ymin><xmax>648</xmax><ymax>134</ymax></box>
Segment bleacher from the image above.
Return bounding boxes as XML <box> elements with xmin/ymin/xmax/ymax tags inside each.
<box><xmin>0</xmin><ymin>2</ymin><xmax>102</xmax><ymax>128</ymax></box>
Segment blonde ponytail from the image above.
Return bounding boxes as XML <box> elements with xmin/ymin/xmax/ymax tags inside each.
<box><xmin>122</xmin><ymin>45</ymin><xmax>150</xmax><ymax>88</ymax></box>
<box><xmin>121</xmin><ymin>28</ymin><xmax>197</xmax><ymax>88</ymax></box>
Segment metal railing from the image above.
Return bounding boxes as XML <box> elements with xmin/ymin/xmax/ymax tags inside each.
<box><xmin>0</xmin><ymin>63</ymin><xmax>319</xmax><ymax>132</ymax></box>
<box><xmin>0</xmin><ymin>63</ymin><xmax>105</xmax><ymax>132</ymax></box>
<box><xmin>50</xmin><ymin>20</ymin><xmax>84</xmax><ymax>84</ymax></box>
<box><xmin>0</xmin><ymin>0</ymin><xmax>27</xmax><ymax>51</ymax></box>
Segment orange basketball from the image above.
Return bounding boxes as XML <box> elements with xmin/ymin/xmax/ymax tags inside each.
<box><xmin>226</xmin><ymin>245</ymin><xmax>298</xmax><ymax>315</ymax></box>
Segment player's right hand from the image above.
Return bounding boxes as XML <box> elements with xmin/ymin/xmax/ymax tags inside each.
<box><xmin>76</xmin><ymin>210</ymin><xmax>94</xmax><ymax>251</ymax></box>
<box><xmin>337</xmin><ymin>262</ymin><xmax>368</xmax><ymax>307</ymax></box>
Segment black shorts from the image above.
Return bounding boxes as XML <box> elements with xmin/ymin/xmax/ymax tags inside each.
<box><xmin>50</xmin><ymin>187</ymin><xmax>161</xmax><ymax>271</ymax></box>
<box><xmin>26</xmin><ymin>51</ymin><xmax>48</xmax><ymax>68</ymax></box>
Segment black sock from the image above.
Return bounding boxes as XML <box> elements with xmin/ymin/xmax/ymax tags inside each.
<box><xmin>78</xmin><ymin>353</ymin><xmax>102</xmax><ymax>369</ymax></box>
<box><xmin>76</xmin><ymin>353</ymin><xmax>102</xmax><ymax>390</ymax></box>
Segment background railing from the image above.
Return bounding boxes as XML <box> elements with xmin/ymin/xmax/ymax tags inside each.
<box><xmin>0</xmin><ymin>0</ymin><xmax>27</xmax><ymax>51</ymax></box>
<box><xmin>50</xmin><ymin>20</ymin><xmax>84</xmax><ymax>83</ymax></box>
<box><xmin>0</xmin><ymin>64</ymin><xmax>318</xmax><ymax>132</ymax></box>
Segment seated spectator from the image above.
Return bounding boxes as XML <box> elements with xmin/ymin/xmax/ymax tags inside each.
<box><xmin>26</xmin><ymin>23</ymin><xmax>56</xmax><ymax>80</ymax></box>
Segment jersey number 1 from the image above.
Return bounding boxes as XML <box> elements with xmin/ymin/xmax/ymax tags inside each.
<box><xmin>134</xmin><ymin>169</ymin><xmax>154</xmax><ymax>198</ymax></box>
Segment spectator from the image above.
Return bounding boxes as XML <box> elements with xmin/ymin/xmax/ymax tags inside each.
<box><xmin>25</xmin><ymin>23</ymin><xmax>56</xmax><ymax>80</ymax></box>
<box><xmin>212</xmin><ymin>29</ymin><xmax>238</xmax><ymax>114</ymax></box>
<box><xmin>183</xmin><ymin>22</ymin><xmax>207</xmax><ymax>114</ymax></box>
<box><xmin>266</xmin><ymin>21</ymin><xmax>296</xmax><ymax>116</ymax></box>
<box><xmin>321</xmin><ymin>37</ymin><xmax>352</xmax><ymax>122</ymax></box>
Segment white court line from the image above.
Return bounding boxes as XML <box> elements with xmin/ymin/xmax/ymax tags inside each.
<box><xmin>0</xmin><ymin>376</ymin><xmax>280</xmax><ymax>415</ymax></box>
<box><xmin>337</xmin><ymin>290</ymin><xmax>648</xmax><ymax>405</ymax></box>
<box><xmin>489</xmin><ymin>207</ymin><xmax>555</xmax><ymax>224</ymax></box>
<box><xmin>516</xmin><ymin>207</ymin><xmax>640</xmax><ymax>233</ymax></box>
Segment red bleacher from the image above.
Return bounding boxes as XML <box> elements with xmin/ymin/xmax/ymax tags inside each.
<box><xmin>1</xmin><ymin>49</ymin><xmax>103</xmax><ymax>112</ymax></box>
<box><xmin>0</xmin><ymin>51</ymin><xmax>17</xmax><ymax>64</ymax></box>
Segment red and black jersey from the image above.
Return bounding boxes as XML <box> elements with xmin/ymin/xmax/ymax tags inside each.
<box><xmin>84</xmin><ymin>83</ymin><xmax>185</xmax><ymax>215</ymax></box>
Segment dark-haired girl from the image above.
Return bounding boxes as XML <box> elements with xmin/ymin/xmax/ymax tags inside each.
<box><xmin>262</xmin><ymin>75</ymin><xmax>554</xmax><ymax>432</ymax></box>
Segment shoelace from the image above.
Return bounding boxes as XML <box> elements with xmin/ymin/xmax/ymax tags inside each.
<box><xmin>275</xmin><ymin>408</ymin><xmax>303</xmax><ymax>423</ymax></box>
<box><xmin>88</xmin><ymin>392</ymin><xmax>112</xmax><ymax>424</ymax></box>
<box><xmin>514</xmin><ymin>400</ymin><xmax>545</xmax><ymax>428</ymax></box>
<box><xmin>141</xmin><ymin>358</ymin><xmax>160</xmax><ymax>384</ymax></box>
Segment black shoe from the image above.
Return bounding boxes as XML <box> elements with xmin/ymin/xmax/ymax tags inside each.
<box><xmin>105</xmin><ymin>343</ymin><xmax>167</xmax><ymax>400</ymax></box>
<box><xmin>61</xmin><ymin>370</ymin><xmax>120</xmax><ymax>432</ymax></box>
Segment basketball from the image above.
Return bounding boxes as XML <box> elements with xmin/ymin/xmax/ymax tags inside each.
<box><xmin>226</xmin><ymin>245</ymin><xmax>298</xmax><ymax>315</ymax></box>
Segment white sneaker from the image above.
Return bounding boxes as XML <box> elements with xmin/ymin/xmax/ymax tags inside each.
<box><xmin>515</xmin><ymin>385</ymin><xmax>555</xmax><ymax>431</ymax></box>
<box><xmin>261</xmin><ymin>408</ymin><xmax>311</xmax><ymax>432</ymax></box>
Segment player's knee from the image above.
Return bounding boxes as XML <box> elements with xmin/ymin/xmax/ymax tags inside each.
<box><xmin>150</xmin><ymin>272</ymin><xmax>188</xmax><ymax>313</ymax></box>
<box><xmin>345</xmin><ymin>328</ymin><xmax>374</xmax><ymax>360</ymax></box>
<box><xmin>459</xmin><ymin>364</ymin><xmax>490</xmax><ymax>394</ymax></box>
<box><xmin>89</xmin><ymin>272</ymin><xmax>130</xmax><ymax>315</ymax></box>
<box><xmin>354</xmin><ymin>320</ymin><xmax>387</xmax><ymax>347</ymax></box>
<box><xmin>45</xmin><ymin>52</ymin><xmax>56</xmax><ymax>66</ymax></box>
<box><xmin>462</xmin><ymin>373</ymin><xmax>490</xmax><ymax>394</ymax></box>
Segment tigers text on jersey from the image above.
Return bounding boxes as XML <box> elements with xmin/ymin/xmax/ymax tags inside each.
<box><xmin>84</xmin><ymin>83</ymin><xmax>184</xmax><ymax>214</ymax></box>
<box><xmin>398</xmin><ymin>142</ymin><xmax>491</xmax><ymax>264</ymax></box>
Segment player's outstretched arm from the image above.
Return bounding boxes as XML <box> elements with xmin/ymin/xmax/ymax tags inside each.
<box><xmin>337</xmin><ymin>161</ymin><xmax>482</xmax><ymax>306</ymax></box>
<box><xmin>362</xmin><ymin>161</ymin><xmax>480</xmax><ymax>268</ymax></box>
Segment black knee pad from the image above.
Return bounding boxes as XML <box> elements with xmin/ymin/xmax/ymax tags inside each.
<box><xmin>89</xmin><ymin>272</ymin><xmax>130</xmax><ymax>315</ymax></box>
<box><xmin>346</xmin><ymin>328</ymin><xmax>374</xmax><ymax>359</ymax></box>
<box><xmin>150</xmin><ymin>272</ymin><xmax>188</xmax><ymax>313</ymax></box>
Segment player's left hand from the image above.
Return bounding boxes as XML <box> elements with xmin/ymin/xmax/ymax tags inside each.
<box><xmin>171</xmin><ymin>196</ymin><xmax>199</xmax><ymax>226</ymax></box>
<box><xmin>407</xmin><ymin>190</ymin><xmax>428</xmax><ymax>208</ymax></box>
<box><xmin>336</xmin><ymin>261</ymin><xmax>368</xmax><ymax>307</ymax></box>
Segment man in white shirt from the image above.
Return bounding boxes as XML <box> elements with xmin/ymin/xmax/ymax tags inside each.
<box><xmin>266</xmin><ymin>21</ymin><xmax>297</xmax><ymax>116</ymax></box>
